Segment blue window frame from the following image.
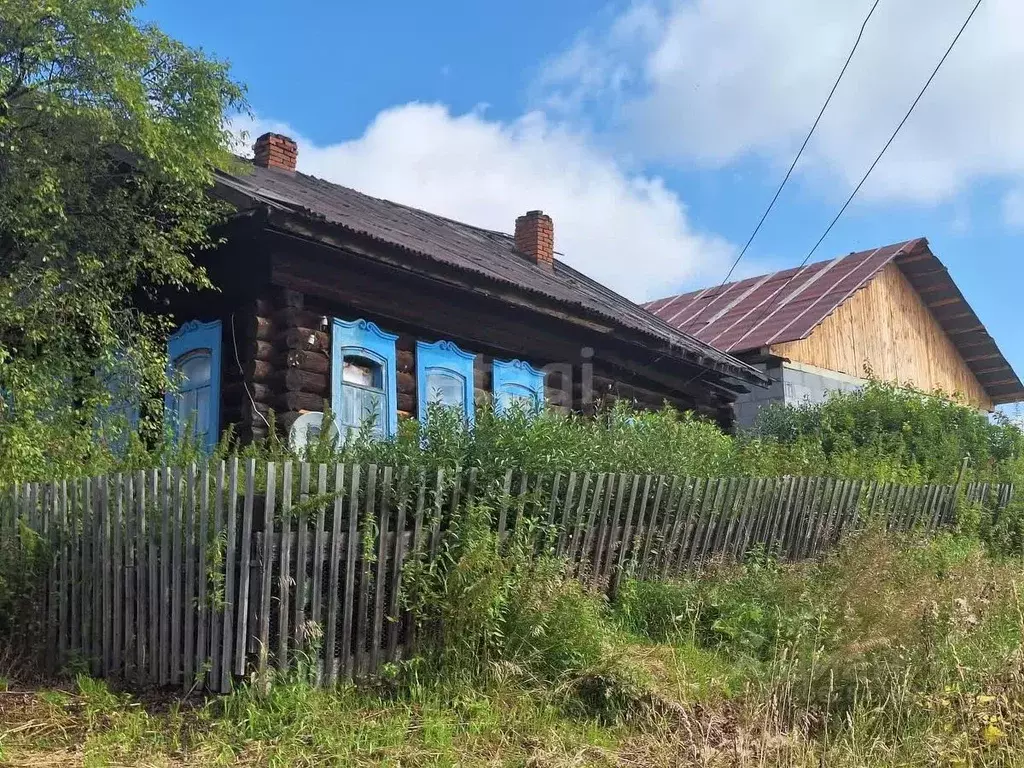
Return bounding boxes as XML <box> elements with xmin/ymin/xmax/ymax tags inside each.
<box><xmin>332</xmin><ymin>318</ymin><xmax>398</xmax><ymax>439</ymax></box>
<box><xmin>493</xmin><ymin>359</ymin><xmax>545</xmax><ymax>414</ymax></box>
<box><xmin>165</xmin><ymin>319</ymin><xmax>222</xmax><ymax>453</ymax></box>
<box><xmin>417</xmin><ymin>340</ymin><xmax>476</xmax><ymax>425</ymax></box>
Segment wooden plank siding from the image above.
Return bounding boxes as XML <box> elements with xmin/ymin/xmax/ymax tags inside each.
<box><xmin>771</xmin><ymin>263</ymin><xmax>992</xmax><ymax>410</ymax></box>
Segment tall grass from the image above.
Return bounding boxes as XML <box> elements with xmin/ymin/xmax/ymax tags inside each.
<box><xmin>5</xmin><ymin>531</ymin><xmax>1024</xmax><ymax>766</ymax></box>
<box><xmin>615</xmin><ymin>530</ymin><xmax>1024</xmax><ymax>765</ymax></box>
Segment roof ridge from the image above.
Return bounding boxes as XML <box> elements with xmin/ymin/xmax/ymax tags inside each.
<box><xmin>217</xmin><ymin>162</ymin><xmax>768</xmax><ymax>386</ymax></box>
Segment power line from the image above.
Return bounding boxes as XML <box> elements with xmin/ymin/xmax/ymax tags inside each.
<box><xmin>713</xmin><ymin>0</ymin><xmax>882</xmax><ymax>289</ymax></box>
<box><xmin>654</xmin><ymin>0</ymin><xmax>881</xmax><ymax>369</ymax></box>
<box><xmin>655</xmin><ymin>0</ymin><xmax>880</xmax><ymax>376</ymax></box>
<box><xmin>792</xmin><ymin>0</ymin><xmax>983</xmax><ymax>272</ymax></box>
<box><xmin>730</xmin><ymin>0</ymin><xmax>984</xmax><ymax>356</ymax></box>
<box><xmin>673</xmin><ymin>0</ymin><xmax>984</xmax><ymax>401</ymax></box>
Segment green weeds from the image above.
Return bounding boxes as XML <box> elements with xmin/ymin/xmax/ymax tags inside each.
<box><xmin>3</xmin><ymin>531</ymin><xmax>1024</xmax><ymax>765</ymax></box>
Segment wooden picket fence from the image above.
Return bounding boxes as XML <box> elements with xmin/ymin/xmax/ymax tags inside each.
<box><xmin>0</xmin><ymin>461</ymin><xmax>1014</xmax><ymax>693</ymax></box>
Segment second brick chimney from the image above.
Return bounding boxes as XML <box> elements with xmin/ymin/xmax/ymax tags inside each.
<box><xmin>514</xmin><ymin>210</ymin><xmax>554</xmax><ymax>269</ymax></box>
<box><xmin>253</xmin><ymin>132</ymin><xmax>298</xmax><ymax>172</ymax></box>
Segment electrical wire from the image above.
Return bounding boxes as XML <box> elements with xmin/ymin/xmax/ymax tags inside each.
<box><xmin>673</xmin><ymin>0</ymin><xmax>985</xmax><ymax>401</ymax></box>
<box><xmin>712</xmin><ymin>0</ymin><xmax>882</xmax><ymax>290</ymax></box>
<box><xmin>730</xmin><ymin>0</ymin><xmax>984</xmax><ymax>353</ymax></box>
<box><xmin>231</xmin><ymin>311</ymin><xmax>272</xmax><ymax>431</ymax></box>
<box><xmin>792</xmin><ymin>0</ymin><xmax>983</xmax><ymax>273</ymax></box>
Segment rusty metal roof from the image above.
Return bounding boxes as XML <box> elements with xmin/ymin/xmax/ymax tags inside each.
<box><xmin>645</xmin><ymin>238</ymin><xmax>1024</xmax><ymax>405</ymax></box>
<box><xmin>213</xmin><ymin>163</ymin><xmax>768</xmax><ymax>390</ymax></box>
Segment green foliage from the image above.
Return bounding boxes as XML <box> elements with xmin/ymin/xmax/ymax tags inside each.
<box><xmin>229</xmin><ymin>383</ymin><xmax>1024</xmax><ymax>497</ymax></box>
<box><xmin>979</xmin><ymin>493</ymin><xmax>1024</xmax><ymax>557</ymax></box>
<box><xmin>616</xmin><ymin>550</ymin><xmax>813</xmax><ymax>660</ymax></box>
<box><xmin>617</xmin><ymin>530</ymin><xmax>1024</xmax><ymax>723</ymax></box>
<box><xmin>3</xmin><ymin>533</ymin><xmax>1024</xmax><ymax>766</ymax></box>
<box><xmin>262</xmin><ymin>401</ymin><xmax>742</xmax><ymax>489</ymax></box>
<box><xmin>0</xmin><ymin>520</ymin><xmax>49</xmax><ymax>657</ymax></box>
<box><xmin>0</xmin><ymin>0</ymin><xmax>246</xmax><ymax>485</ymax></box>
<box><xmin>400</xmin><ymin>498</ymin><xmax>644</xmax><ymax>721</ymax></box>
<box><xmin>748</xmin><ymin>379</ymin><xmax>1024</xmax><ymax>483</ymax></box>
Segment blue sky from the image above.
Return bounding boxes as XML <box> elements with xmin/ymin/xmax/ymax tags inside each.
<box><xmin>142</xmin><ymin>0</ymin><xmax>1024</xmax><ymax>385</ymax></box>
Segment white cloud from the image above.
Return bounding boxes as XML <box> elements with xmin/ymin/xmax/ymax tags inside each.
<box><xmin>1003</xmin><ymin>188</ymin><xmax>1024</xmax><ymax>229</ymax></box>
<box><xmin>541</xmin><ymin>0</ymin><xmax>1024</xmax><ymax>204</ymax></box>
<box><xmin>235</xmin><ymin>104</ymin><xmax>733</xmax><ymax>300</ymax></box>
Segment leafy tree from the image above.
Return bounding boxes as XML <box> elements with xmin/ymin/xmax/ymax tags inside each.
<box><xmin>0</xmin><ymin>0</ymin><xmax>246</xmax><ymax>482</ymax></box>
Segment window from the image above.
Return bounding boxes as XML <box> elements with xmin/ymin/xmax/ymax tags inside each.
<box><xmin>340</xmin><ymin>355</ymin><xmax>384</xmax><ymax>437</ymax></box>
<box><xmin>165</xmin><ymin>319</ymin><xmax>222</xmax><ymax>452</ymax></box>
<box><xmin>416</xmin><ymin>340</ymin><xmax>476</xmax><ymax>424</ymax></box>
<box><xmin>332</xmin><ymin>318</ymin><xmax>398</xmax><ymax>438</ymax></box>
<box><xmin>493</xmin><ymin>359</ymin><xmax>545</xmax><ymax>414</ymax></box>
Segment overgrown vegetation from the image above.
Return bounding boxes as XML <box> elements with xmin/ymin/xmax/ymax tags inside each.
<box><xmin>4</xmin><ymin>528</ymin><xmax>1024</xmax><ymax>766</ymax></box>
<box><xmin>9</xmin><ymin>377</ymin><xmax>1024</xmax><ymax>489</ymax></box>
<box><xmin>0</xmin><ymin>0</ymin><xmax>246</xmax><ymax>485</ymax></box>
<box><xmin>749</xmin><ymin>379</ymin><xmax>1024</xmax><ymax>483</ymax></box>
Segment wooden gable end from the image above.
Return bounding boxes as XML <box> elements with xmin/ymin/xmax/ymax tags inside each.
<box><xmin>770</xmin><ymin>263</ymin><xmax>993</xmax><ymax>410</ymax></box>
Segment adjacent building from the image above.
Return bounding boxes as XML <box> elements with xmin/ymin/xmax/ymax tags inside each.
<box><xmin>645</xmin><ymin>239</ymin><xmax>1024</xmax><ymax>426</ymax></box>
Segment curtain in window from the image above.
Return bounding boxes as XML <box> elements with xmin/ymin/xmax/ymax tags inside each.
<box><xmin>331</xmin><ymin>319</ymin><xmax>399</xmax><ymax>439</ymax></box>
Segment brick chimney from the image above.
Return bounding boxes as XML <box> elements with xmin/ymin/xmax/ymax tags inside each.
<box><xmin>514</xmin><ymin>210</ymin><xmax>554</xmax><ymax>269</ymax></box>
<box><xmin>253</xmin><ymin>132</ymin><xmax>298</xmax><ymax>172</ymax></box>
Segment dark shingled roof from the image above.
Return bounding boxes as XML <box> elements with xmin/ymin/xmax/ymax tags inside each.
<box><xmin>645</xmin><ymin>239</ymin><xmax>1024</xmax><ymax>405</ymax></box>
<box><xmin>214</xmin><ymin>163</ymin><xmax>768</xmax><ymax>389</ymax></box>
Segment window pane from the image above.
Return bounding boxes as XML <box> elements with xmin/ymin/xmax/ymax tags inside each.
<box><xmin>341</xmin><ymin>383</ymin><xmax>383</xmax><ymax>435</ymax></box>
<box><xmin>178</xmin><ymin>353</ymin><xmax>211</xmax><ymax>388</ymax></box>
<box><xmin>426</xmin><ymin>371</ymin><xmax>465</xmax><ymax>409</ymax></box>
<box><xmin>343</xmin><ymin>357</ymin><xmax>382</xmax><ymax>388</ymax></box>
<box><xmin>176</xmin><ymin>389</ymin><xmax>196</xmax><ymax>432</ymax></box>
<box><xmin>174</xmin><ymin>385</ymin><xmax>212</xmax><ymax>442</ymax></box>
<box><xmin>502</xmin><ymin>383</ymin><xmax>537</xmax><ymax>411</ymax></box>
<box><xmin>195</xmin><ymin>386</ymin><xmax>210</xmax><ymax>440</ymax></box>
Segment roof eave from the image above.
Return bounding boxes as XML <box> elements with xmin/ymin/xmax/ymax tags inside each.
<box><xmin>212</xmin><ymin>170</ymin><xmax>768</xmax><ymax>391</ymax></box>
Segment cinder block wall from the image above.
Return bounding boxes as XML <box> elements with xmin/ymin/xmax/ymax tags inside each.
<box><xmin>782</xmin><ymin>361</ymin><xmax>864</xmax><ymax>406</ymax></box>
<box><xmin>732</xmin><ymin>362</ymin><xmax>785</xmax><ymax>429</ymax></box>
<box><xmin>733</xmin><ymin>360</ymin><xmax>865</xmax><ymax>429</ymax></box>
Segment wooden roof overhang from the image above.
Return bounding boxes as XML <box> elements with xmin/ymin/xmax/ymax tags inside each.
<box><xmin>212</xmin><ymin>164</ymin><xmax>770</xmax><ymax>402</ymax></box>
<box><xmin>646</xmin><ymin>238</ymin><xmax>1024</xmax><ymax>405</ymax></box>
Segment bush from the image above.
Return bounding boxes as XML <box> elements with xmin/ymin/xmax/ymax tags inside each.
<box><xmin>748</xmin><ymin>379</ymin><xmax>1024</xmax><ymax>483</ymax></box>
<box><xmin>398</xmin><ymin>499</ymin><xmax>647</xmax><ymax>721</ymax></box>
<box><xmin>618</xmin><ymin>529</ymin><xmax>1024</xmax><ymax>725</ymax></box>
<box><xmin>616</xmin><ymin>552</ymin><xmax>813</xmax><ymax>660</ymax></box>
<box><xmin>9</xmin><ymin>375</ymin><xmax>1024</xmax><ymax>496</ymax></box>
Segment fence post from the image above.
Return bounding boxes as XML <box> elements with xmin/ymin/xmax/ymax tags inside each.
<box><xmin>386</xmin><ymin>467</ymin><xmax>411</xmax><ymax>664</ymax></box>
<box><xmin>324</xmin><ymin>463</ymin><xmax>346</xmax><ymax>687</ymax></box>
<box><xmin>219</xmin><ymin>458</ymin><xmax>240</xmax><ymax>693</ymax></box>
<box><xmin>310</xmin><ymin>464</ymin><xmax>329</xmax><ymax>682</ymax></box>
<box><xmin>233</xmin><ymin>459</ymin><xmax>256</xmax><ymax>679</ymax></box>
<box><xmin>949</xmin><ymin>456</ymin><xmax>971</xmax><ymax>528</ymax></box>
<box><xmin>258</xmin><ymin>462</ymin><xmax>277</xmax><ymax>690</ymax></box>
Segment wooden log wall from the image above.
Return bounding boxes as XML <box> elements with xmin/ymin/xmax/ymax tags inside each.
<box><xmin>269</xmin><ymin>240</ymin><xmax>740</xmax><ymax>427</ymax></box>
<box><xmin>220</xmin><ymin>283</ymin><xmax>730</xmax><ymax>442</ymax></box>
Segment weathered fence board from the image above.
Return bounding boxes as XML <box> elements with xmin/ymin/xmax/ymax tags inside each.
<box><xmin>2</xmin><ymin>463</ymin><xmax>1014</xmax><ymax>694</ymax></box>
